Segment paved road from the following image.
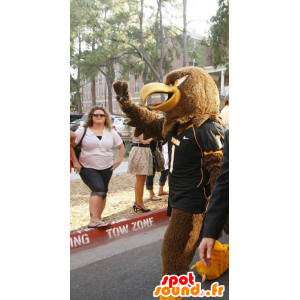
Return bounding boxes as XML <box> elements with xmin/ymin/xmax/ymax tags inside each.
<box><xmin>71</xmin><ymin>224</ymin><xmax>229</xmax><ymax>300</ymax></box>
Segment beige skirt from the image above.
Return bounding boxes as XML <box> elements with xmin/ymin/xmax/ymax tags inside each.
<box><xmin>127</xmin><ymin>146</ymin><xmax>153</xmax><ymax>175</ymax></box>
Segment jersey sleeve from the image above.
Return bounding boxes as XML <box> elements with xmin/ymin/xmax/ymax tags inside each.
<box><xmin>196</xmin><ymin>120</ymin><xmax>225</xmax><ymax>152</ymax></box>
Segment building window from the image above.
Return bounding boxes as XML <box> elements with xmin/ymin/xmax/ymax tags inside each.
<box><xmin>84</xmin><ymin>90</ymin><xmax>86</xmax><ymax>99</ymax></box>
<box><xmin>135</xmin><ymin>81</ymin><xmax>139</xmax><ymax>93</ymax></box>
<box><xmin>101</xmin><ymin>84</ymin><xmax>105</xmax><ymax>96</ymax></box>
<box><xmin>113</xmin><ymin>102</ymin><xmax>117</xmax><ymax>112</ymax></box>
<box><xmin>189</xmin><ymin>61</ymin><xmax>198</xmax><ymax>66</ymax></box>
<box><xmin>96</xmin><ymin>86</ymin><xmax>99</xmax><ymax>97</ymax></box>
<box><xmin>88</xmin><ymin>90</ymin><xmax>90</xmax><ymax>98</ymax></box>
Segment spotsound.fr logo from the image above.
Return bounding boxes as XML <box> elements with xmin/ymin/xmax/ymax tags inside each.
<box><xmin>153</xmin><ymin>272</ymin><xmax>225</xmax><ymax>297</ymax></box>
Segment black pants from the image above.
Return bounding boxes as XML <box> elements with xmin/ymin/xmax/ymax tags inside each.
<box><xmin>79</xmin><ymin>166</ymin><xmax>113</xmax><ymax>199</ymax></box>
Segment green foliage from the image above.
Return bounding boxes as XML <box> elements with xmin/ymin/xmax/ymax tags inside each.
<box><xmin>186</xmin><ymin>36</ymin><xmax>205</xmax><ymax>67</ymax></box>
<box><xmin>124</xmin><ymin>141</ymin><xmax>132</xmax><ymax>158</ymax></box>
<box><xmin>208</xmin><ymin>0</ymin><xmax>229</xmax><ymax>70</ymax></box>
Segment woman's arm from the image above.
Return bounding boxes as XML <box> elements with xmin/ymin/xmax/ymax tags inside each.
<box><xmin>70</xmin><ymin>131</ymin><xmax>77</xmax><ymax>147</ymax></box>
<box><xmin>70</xmin><ymin>147</ymin><xmax>82</xmax><ymax>174</ymax></box>
<box><xmin>133</xmin><ymin>127</ymin><xmax>152</xmax><ymax>144</ymax></box>
<box><xmin>111</xmin><ymin>143</ymin><xmax>125</xmax><ymax>171</ymax></box>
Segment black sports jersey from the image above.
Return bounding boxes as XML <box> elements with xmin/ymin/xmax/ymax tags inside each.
<box><xmin>167</xmin><ymin>120</ymin><xmax>224</xmax><ymax>214</ymax></box>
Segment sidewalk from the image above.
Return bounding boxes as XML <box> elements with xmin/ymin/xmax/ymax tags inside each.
<box><xmin>70</xmin><ymin>161</ymin><xmax>128</xmax><ymax>180</ymax></box>
<box><xmin>70</xmin><ymin>159</ymin><xmax>169</xmax><ymax>252</ymax></box>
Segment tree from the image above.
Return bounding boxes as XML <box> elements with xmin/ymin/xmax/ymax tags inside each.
<box><xmin>182</xmin><ymin>0</ymin><xmax>187</xmax><ymax>67</ymax></box>
<box><xmin>111</xmin><ymin>0</ymin><xmax>183</xmax><ymax>83</ymax></box>
<box><xmin>208</xmin><ymin>0</ymin><xmax>229</xmax><ymax>70</ymax></box>
<box><xmin>71</xmin><ymin>0</ymin><xmax>132</xmax><ymax>113</ymax></box>
<box><xmin>70</xmin><ymin>0</ymin><xmax>88</xmax><ymax>114</ymax></box>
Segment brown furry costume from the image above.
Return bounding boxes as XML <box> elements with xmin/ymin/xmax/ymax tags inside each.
<box><xmin>113</xmin><ymin>67</ymin><xmax>228</xmax><ymax>296</ymax></box>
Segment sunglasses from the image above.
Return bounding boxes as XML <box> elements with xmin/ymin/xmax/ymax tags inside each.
<box><xmin>93</xmin><ymin>114</ymin><xmax>106</xmax><ymax>118</ymax></box>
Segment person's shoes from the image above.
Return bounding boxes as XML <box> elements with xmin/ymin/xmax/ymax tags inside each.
<box><xmin>150</xmin><ymin>195</ymin><xmax>162</xmax><ymax>201</ymax></box>
<box><xmin>133</xmin><ymin>203</ymin><xmax>151</xmax><ymax>213</ymax></box>
<box><xmin>158</xmin><ymin>191</ymin><xmax>169</xmax><ymax>196</ymax></box>
<box><xmin>88</xmin><ymin>220</ymin><xmax>110</xmax><ymax>229</ymax></box>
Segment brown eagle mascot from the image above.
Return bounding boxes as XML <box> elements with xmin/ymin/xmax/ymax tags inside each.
<box><xmin>113</xmin><ymin>66</ymin><xmax>228</xmax><ymax>300</ymax></box>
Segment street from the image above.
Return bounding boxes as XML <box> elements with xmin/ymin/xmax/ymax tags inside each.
<box><xmin>70</xmin><ymin>223</ymin><xmax>229</xmax><ymax>300</ymax></box>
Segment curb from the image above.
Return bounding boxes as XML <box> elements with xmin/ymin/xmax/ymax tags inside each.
<box><xmin>70</xmin><ymin>208</ymin><xmax>168</xmax><ymax>253</ymax></box>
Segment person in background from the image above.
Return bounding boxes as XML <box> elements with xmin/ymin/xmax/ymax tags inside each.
<box><xmin>127</xmin><ymin>107</ymin><xmax>153</xmax><ymax>212</ymax></box>
<box><xmin>146</xmin><ymin>140</ymin><xmax>169</xmax><ymax>200</ymax></box>
<box><xmin>220</xmin><ymin>95</ymin><xmax>229</xmax><ymax>129</ymax></box>
<box><xmin>198</xmin><ymin>129</ymin><xmax>229</xmax><ymax>267</ymax></box>
<box><xmin>145</xmin><ymin>104</ymin><xmax>169</xmax><ymax>200</ymax></box>
<box><xmin>71</xmin><ymin>106</ymin><xmax>125</xmax><ymax>228</ymax></box>
<box><xmin>70</xmin><ymin>130</ymin><xmax>76</xmax><ymax>173</ymax></box>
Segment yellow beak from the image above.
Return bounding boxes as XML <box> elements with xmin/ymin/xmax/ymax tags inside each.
<box><xmin>140</xmin><ymin>83</ymin><xmax>181</xmax><ymax>112</ymax></box>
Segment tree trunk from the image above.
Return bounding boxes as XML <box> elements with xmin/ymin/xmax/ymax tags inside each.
<box><xmin>76</xmin><ymin>86</ymin><xmax>82</xmax><ymax>114</ymax></box>
<box><xmin>142</xmin><ymin>64</ymin><xmax>149</xmax><ymax>84</ymax></box>
<box><xmin>91</xmin><ymin>79</ymin><xmax>96</xmax><ymax>106</ymax></box>
<box><xmin>106</xmin><ymin>78</ymin><xmax>113</xmax><ymax>113</ymax></box>
<box><xmin>91</xmin><ymin>38</ymin><xmax>96</xmax><ymax>106</ymax></box>
<box><xmin>157</xmin><ymin>0</ymin><xmax>164</xmax><ymax>82</ymax></box>
<box><xmin>183</xmin><ymin>0</ymin><xmax>187</xmax><ymax>67</ymax></box>
<box><xmin>77</xmin><ymin>35</ymin><xmax>83</xmax><ymax>113</ymax></box>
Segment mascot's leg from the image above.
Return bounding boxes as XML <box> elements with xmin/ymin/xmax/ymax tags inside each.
<box><xmin>158</xmin><ymin>209</ymin><xmax>204</xmax><ymax>300</ymax></box>
<box><xmin>161</xmin><ymin>209</ymin><xmax>204</xmax><ymax>275</ymax></box>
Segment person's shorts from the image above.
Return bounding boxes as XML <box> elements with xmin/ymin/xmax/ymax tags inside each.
<box><xmin>79</xmin><ymin>167</ymin><xmax>113</xmax><ymax>199</ymax></box>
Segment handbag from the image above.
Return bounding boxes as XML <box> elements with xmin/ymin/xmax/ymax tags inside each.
<box><xmin>154</xmin><ymin>144</ymin><xmax>165</xmax><ymax>172</ymax></box>
<box><xmin>72</xmin><ymin>126</ymin><xmax>87</xmax><ymax>165</ymax></box>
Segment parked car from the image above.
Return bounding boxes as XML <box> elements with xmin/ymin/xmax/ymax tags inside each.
<box><xmin>70</xmin><ymin>119</ymin><xmax>81</xmax><ymax>132</ymax></box>
<box><xmin>111</xmin><ymin>115</ymin><xmax>131</xmax><ymax>137</ymax></box>
<box><xmin>79</xmin><ymin>114</ymin><xmax>88</xmax><ymax>127</ymax></box>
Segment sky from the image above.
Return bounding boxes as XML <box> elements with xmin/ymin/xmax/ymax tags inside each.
<box><xmin>186</xmin><ymin>0</ymin><xmax>219</xmax><ymax>36</ymax></box>
<box><xmin>145</xmin><ymin>0</ymin><xmax>220</xmax><ymax>37</ymax></box>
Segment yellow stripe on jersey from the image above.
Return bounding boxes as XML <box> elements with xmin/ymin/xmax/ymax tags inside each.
<box><xmin>204</xmin><ymin>150</ymin><xmax>223</xmax><ymax>155</ymax></box>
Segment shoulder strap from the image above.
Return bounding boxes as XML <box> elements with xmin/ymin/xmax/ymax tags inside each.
<box><xmin>77</xmin><ymin>126</ymin><xmax>87</xmax><ymax>148</ymax></box>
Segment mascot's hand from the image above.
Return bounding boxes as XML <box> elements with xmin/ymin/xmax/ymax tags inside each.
<box><xmin>113</xmin><ymin>81</ymin><xmax>130</xmax><ymax>103</ymax></box>
<box><xmin>112</xmin><ymin>80</ymin><xmax>164</xmax><ymax>141</ymax></box>
<box><xmin>191</xmin><ymin>240</ymin><xmax>229</xmax><ymax>283</ymax></box>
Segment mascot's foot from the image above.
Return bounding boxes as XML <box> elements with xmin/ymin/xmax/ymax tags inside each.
<box><xmin>191</xmin><ymin>240</ymin><xmax>229</xmax><ymax>283</ymax></box>
<box><xmin>159</xmin><ymin>296</ymin><xmax>182</xmax><ymax>300</ymax></box>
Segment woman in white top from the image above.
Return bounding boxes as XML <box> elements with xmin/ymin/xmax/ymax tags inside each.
<box><xmin>220</xmin><ymin>96</ymin><xmax>229</xmax><ymax>129</ymax></box>
<box><xmin>71</xmin><ymin>106</ymin><xmax>124</xmax><ymax>228</ymax></box>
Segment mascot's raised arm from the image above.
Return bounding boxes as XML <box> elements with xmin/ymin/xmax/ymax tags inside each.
<box><xmin>113</xmin><ymin>66</ymin><xmax>229</xmax><ymax>300</ymax></box>
<box><xmin>112</xmin><ymin>80</ymin><xmax>165</xmax><ymax>141</ymax></box>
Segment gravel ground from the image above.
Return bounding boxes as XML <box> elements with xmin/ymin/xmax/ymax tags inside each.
<box><xmin>70</xmin><ymin>172</ymin><xmax>169</xmax><ymax>232</ymax></box>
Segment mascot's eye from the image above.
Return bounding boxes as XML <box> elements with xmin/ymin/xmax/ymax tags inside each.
<box><xmin>174</xmin><ymin>75</ymin><xmax>188</xmax><ymax>87</ymax></box>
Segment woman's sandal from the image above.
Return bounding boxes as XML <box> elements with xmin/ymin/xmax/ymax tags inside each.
<box><xmin>150</xmin><ymin>195</ymin><xmax>162</xmax><ymax>201</ymax></box>
<box><xmin>133</xmin><ymin>203</ymin><xmax>151</xmax><ymax>213</ymax></box>
<box><xmin>88</xmin><ymin>220</ymin><xmax>111</xmax><ymax>229</ymax></box>
<box><xmin>158</xmin><ymin>191</ymin><xmax>169</xmax><ymax>196</ymax></box>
